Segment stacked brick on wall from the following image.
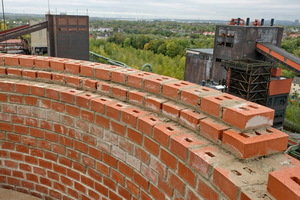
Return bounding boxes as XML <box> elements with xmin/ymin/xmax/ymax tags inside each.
<box><xmin>0</xmin><ymin>54</ymin><xmax>299</xmax><ymax>200</ymax></box>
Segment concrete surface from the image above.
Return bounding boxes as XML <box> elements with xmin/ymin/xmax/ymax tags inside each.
<box><xmin>0</xmin><ymin>188</ymin><xmax>41</xmax><ymax>200</ymax></box>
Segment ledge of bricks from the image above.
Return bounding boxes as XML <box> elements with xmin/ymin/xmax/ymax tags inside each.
<box><xmin>0</xmin><ymin>53</ymin><xmax>299</xmax><ymax>200</ymax></box>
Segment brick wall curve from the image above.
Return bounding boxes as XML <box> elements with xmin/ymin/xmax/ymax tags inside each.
<box><xmin>0</xmin><ymin>54</ymin><xmax>300</xmax><ymax>200</ymax></box>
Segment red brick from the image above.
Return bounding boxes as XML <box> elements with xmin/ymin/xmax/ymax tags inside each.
<box><xmin>65</xmin><ymin>75</ymin><xmax>82</xmax><ymax>88</ymax></box>
<box><xmin>52</xmin><ymin>73</ymin><xmax>66</xmax><ymax>84</ymax></box>
<box><xmin>127</xmin><ymin>90</ymin><xmax>147</xmax><ymax>106</ymax></box>
<box><xmin>109</xmin><ymin>191</ymin><xmax>122</xmax><ymax>200</ymax></box>
<box><xmin>104</xmin><ymin>176</ymin><xmax>116</xmax><ymax>190</ymax></box>
<box><xmin>178</xmin><ymin>162</ymin><xmax>196</xmax><ymax>187</ymax></box>
<box><xmin>111</xmin><ymin>169</ymin><xmax>125</xmax><ymax>185</ymax></box>
<box><xmin>106</xmin><ymin>102</ymin><xmax>129</xmax><ymax>121</ymax></box>
<box><xmin>74</xmin><ymin>181</ymin><xmax>86</xmax><ymax>193</ymax></box>
<box><xmin>24</xmin><ymin>96</ymin><xmax>38</xmax><ymax>106</ymax></box>
<box><xmin>95</xmin><ymin>182</ymin><xmax>108</xmax><ymax>197</ymax></box>
<box><xmin>169</xmin><ymin>172</ymin><xmax>185</xmax><ymax>195</ymax></box>
<box><xmin>222</xmin><ymin>128</ymin><xmax>288</xmax><ymax>159</ymax></box>
<box><xmin>118</xmin><ymin>185</ymin><xmax>132</xmax><ymax>200</ymax></box>
<box><xmin>200</xmin><ymin>93</ymin><xmax>245</xmax><ymax>118</ymax></box>
<box><xmin>80</xmin><ymin>109</ymin><xmax>94</xmax><ymax>122</ymax></box>
<box><xmin>15</xmin><ymin>83</ymin><xmax>30</xmax><ymax>94</ymax></box>
<box><xmin>179</xmin><ymin>109</ymin><xmax>207</xmax><ymax>130</ymax></box>
<box><xmin>150</xmin><ymin>184</ymin><xmax>165</xmax><ymax>200</ymax></box>
<box><xmin>75</xmin><ymin>92</ymin><xmax>96</xmax><ymax>108</ymax></box>
<box><xmin>95</xmin><ymin>64</ymin><xmax>116</xmax><ymax>80</ymax></box>
<box><xmin>4</xmin><ymin>55</ymin><xmax>19</xmax><ymax>66</ymax></box>
<box><xmin>80</xmin><ymin>63</ymin><xmax>97</xmax><ymax>77</ymax></box>
<box><xmin>35</xmin><ymin>57</ymin><xmax>50</xmax><ymax>69</ymax></box>
<box><xmin>111</xmin><ymin>68</ymin><xmax>138</xmax><ymax>83</ymax></box>
<box><xmin>0</xmin><ymin>123</ymin><xmax>12</xmax><ymax>131</ymax></box>
<box><xmin>213</xmin><ymin>168</ymin><xmax>239</xmax><ymax>200</ymax></box>
<box><xmin>111</xmin><ymin>85</ymin><xmax>128</xmax><ymax>100</ymax></box>
<box><xmin>9</xmin><ymin>94</ymin><xmax>23</xmax><ymax>103</ymax></box>
<box><xmin>50</xmin><ymin>59</ymin><xmax>66</xmax><ymax>71</ymax></box>
<box><xmin>83</xmin><ymin>79</ymin><xmax>98</xmax><ymax>91</ymax></box>
<box><xmin>189</xmin><ymin>146</ymin><xmax>229</xmax><ymax>178</ymax></box>
<box><xmin>158</xmin><ymin>178</ymin><xmax>173</xmax><ymax>198</ymax></box>
<box><xmin>162</xmin><ymin>81</ymin><xmax>197</xmax><ymax>100</ymax></box>
<box><xmin>127</xmin><ymin>128</ymin><xmax>142</xmax><ymax>145</ymax></box>
<box><xmin>128</xmin><ymin>72</ymin><xmax>157</xmax><ymax>88</ymax></box>
<box><xmin>269</xmin><ymin>78</ymin><xmax>292</xmax><ymax>95</ymax></box>
<box><xmin>7</xmin><ymin>68</ymin><xmax>22</xmax><ymax>76</ymax></box>
<box><xmin>122</xmin><ymin>107</ymin><xmax>149</xmax><ymax>128</ymax></box>
<box><xmin>222</xmin><ymin>101</ymin><xmax>275</xmax><ymax>130</ymax></box>
<box><xmin>103</xmin><ymin>153</ymin><xmax>118</xmax><ymax>168</ymax></box>
<box><xmin>65</xmin><ymin>61</ymin><xmax>81</xmax><ymax>74</ymax></box>
<box><xmin>200</xmin><ymin>118</ymin><xmax>230</xmax><ymax>142</ymax></box>
<box><xmin>61</xmin><ymin>89</ymin><xmax>83</xmax><ymax>103</ymax></box>
<box><xmin>144</xmin><ymin>75</ymin><xmax>176</xmax><ymax>94</ymax></box>
<box><xmin>153</xmin><ymin>123</ymin><xmax>181</xmax><ymax>147</ymax></box>
<box><xmin>59</xmin><ymin>157</ymin><xmax>72</xmax><ymax>167</ymax></box>
<box><xmin>170</xmin><ymin>134</ymin><xmax>207</xmax><ymax>161</ymax></box>
<box><xmin>22</xmin><ymin>69</ymin><xmax>37</xmax><ymax>79</ymax></box>
<box><xmin>0</xmin><ymin>67</ymin><xmax>6</xmax><ymax>75</ymax></box>
<box><xmin>111</xmin><ymin>120</ymin><xmax>126</xmax><ymax>136</ymax></box>
<box><xmin>198</xmin><ymin>179</ymin><xmax>219</xmax><ymax>200</ymax></box>
<box><xmin>45</xmin><ymin>87</ymin><xmax>60</xmax><ymax>100</ymax></box>
<box><xmin>126</xmin><ymin>180</ymin><xmax>139</xmax><ymax>197</ymax></box>
<box><xmin>267</xmin><ymin>166</ymin><xmax>300</xmax><ymax>200</ymax></box>
<box><xmin>118</xmin><ymin>161</ymin><xmax>133</xmax><ymax>177</ymax></box>
<box><xmin>133</xmin><ymin>171</ymin><xmax>149</xmax><ymax>190</ymax></box>
<box><xmin>160</xmin><ymin>148</ymin><xmax>177</xmax><ymax>170</ymax></box>
<box><xmin>95</xmin><ymin>114</ymin><xmax>110</xmax><ymax>129</ymax></box>
<box><xmin>144</xmin><ymin>136</ymin><xmax>160</xmax><ymax>156</ymax></box>
<box><xmin>144</xmin><ymin>96</ymin><xmax>167</xmax><ymax>113</ymax></box>
<box><xmin>97</xmin><ymin>81</ymin><xmax>111</xmax><ymax>94</ymax></box>
<box><xmin>96</xmin><ymin>162</ymin><xmax>110</xmax><ymax>175</ymax></box>
<box><xmin>52</xmin><ymin>101</ymin><xmax>65</xmax><ymax>112</ymax></box>
<box><xmin>162</xmin><ymin>101</ymin><xmax>186</xmax><ymax>121</ymax></box>
<box><xmin>37</xmin><ymin>71</ymin><xmax>52</xmax><ymax>80</ymax></box>
<box><xmin>135</xmin><ymin>146</ymin><xmax>150</xmax><ymax>164</ymax></box>
<box><xmin>90</xmin><ymin>96</ymin><xmax>113</xmax><ymax>114</ymax></box>
<box><xmin>137</xmin><ymin>115</ymin><xmax>162</xmax><ymax>136</ymax></box>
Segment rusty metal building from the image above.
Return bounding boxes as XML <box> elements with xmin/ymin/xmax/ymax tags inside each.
<box><xmin>47</xmin><ymin>14</ymin><xmax>89</xmax><ymax>60</ymax></box>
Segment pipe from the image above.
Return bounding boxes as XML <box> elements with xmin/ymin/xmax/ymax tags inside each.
<box><xmin>237</xmin><ymin>18</ymin><xmax>241</xmax><ymax>25</ymax></box>
<box><xmin>270</xmin><ymin>18</ymin><xmax>274</xmax><ymax>26</ymax></box>
<box><xmin>246</xmin><ymin>18</ymin><xmax>250</xmax><ymax>26</ymax></box>
<box><xmin>261</xmin><ymin>18</ymin><xmax>264</xmax><ymax>26</ymax></box>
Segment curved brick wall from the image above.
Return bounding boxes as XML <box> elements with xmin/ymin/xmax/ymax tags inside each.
<box><xmin>0</xmin><ymin>53</ymin><xmax>300</xmax><ymax>200</ymax></box>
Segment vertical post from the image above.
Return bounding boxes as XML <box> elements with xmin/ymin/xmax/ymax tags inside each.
<box><xmin>246</xmin><ymin>18</ymin><xmax>250</xmax><ymax>26</ymax></box>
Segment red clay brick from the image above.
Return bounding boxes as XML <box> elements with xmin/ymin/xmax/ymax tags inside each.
<box><xmin>76</xmin><ymin>92</ymin><xmax>97</xmax><ymax>108</ymax></box>
<box><xmin>200</xmin><ymin>118</ymin><xmax>230</xmax><ymax>142</ymax></box>
<box><xmin>106</xmin><ymin>102</ymin><xmax>129</xmax><ymax>121</ymax></box>
<box><xmin>95</xmin><ymin>65</ymin><xmax>117</xmax><ymax>80</ymax></box>
<box><xmin>22</xmin><ymin>69</ymin><xmax>37</xmax><ymax>79</ymax></box>
<box><xmin>127</xmin><ymin>90</ymin><xmax>147</xmax><ymax>106</ymax></box>
<box><xmin>60</xmin><ymin>89</ymin><xmax>83</xmax><ymax>104</ymax></box>
<box><xmin>97</xmin><ymin>81</ymin><xmax>111</xmax><ymax>95</ymax></box>
<box><xmin>137</xmin><ymin>115</ymin><xmax>162</xmax><ymax>136</ymax></box>
<box><xmin>179</xmin><ymin>109</ymin><xmax>207</xmax><ymax>130</ymax></box>
<box><xmin>34</xmin><ymin>57</ymin><xmax>50</xmax><ymax>69</ymax></box>
<box><xmin>37</xmin><ymin>71</ymin><xmax>52</xmax><ymax>80</ymax></box>
<box><xmin>162</xmin><ymin>101</ymin><xmax>186</xmax><ymax>121</ymax></box>
<box><xmin>52</xmin><ymin>73</ymin><xmax>66</xmax><ymax>84</ymax></box>
<box><xmin>127</xmin><ymin>72</ymin><xmax>157</xmax><ymax>89</ymax></box>
<box><xmin>160</xmin><ymin>148</ymin><xmax>177</xmax><ymax>170</ymax></box>
<box><xmin>50</xmin><ymin>58</ymin><xmax>66</xmax><ymax>71</ymax></box>
<box><xmin>133</xmin><ymin>171</ymin><xmax>149</xmax><ymax>190</ymax></box>
<box><xmin>65</xmin><ymin>61</ymin><xmax>81</xmax><ymax>74</ymax></box>
<box><xmin>153</xmin><ymin>123</ymin><xmax>182</xmax><ymax>147</ymax></box>
<box><xmin>222</xmin><ymin>128</ymin><xmax>288</xmax><ymax>159</ymax></box>
<box><xmin>4</xmin><ymin>54</ymin><xmax>19</xmax><ymax>66</ymax></box>
<box><xmin>111</xmin><ymin>68</ymin><xmax>138</xmax><ymax>83</ymax></box>
<box><xmin>200</xmin><ymin>93</ymin><xmax>245</xmax><ymax>118</ymax></box>
<box><xmin>268</xmin><ymin>166</ymin><xmax>300</xmax><ymax>200</ymax></box>
<box><xmin>222</xmin><ymin>101</ymin><xmax>275</xmax><ymax>130</ymax></box>
<box><xmin>144</xmin><ymin>96</ymin><xmax>167</xmax><ymax>113</ymax></box>
<box><xmin>144</xmin><ymin>75</ymin><xmax>176</xmax><ymax>94</ymax></box>
<box><xmin>170</xmin><ymin>134</ymin><xmax>207</xmax><ymax>161</ymax></box>
<box><xmin>162</xmin><ymin>81</ymin><xmax>197</xmax><ymax>100</ymax></box>
<box><xmin>169</xmin><ymin>172</ymin><xmax>185</xmax><ymax>195</ymax></box>
<box><xmin>144</xmin><ymin>136</ymin><xmax>160</xmax><ymax>156</ymax></box>
<box><xmin>7</xmin><ymin>68</ymin><xmax>22</xmax><ymax>76</ymax></box>
<box><xmin>65</xmin><ymin>75</ymin><xmax>82</xmax><ymax>88</ymax></box>
<box><xmin>122</xmin><ymin>107</ymin><xmax>149</xmax><ymax>128</ymax></box>
<box><xmin>178</xmin><ymin>162</ymin><xmax>196</xmax><ymax>187</ymax></box>
<box><xmin>90</xmin><ymin>96</ymin><xmax>113</xmax><ymax>114</ymax></box>
<box><xmin>213</xmin><ymin>167</ymin><xmax>239</xmax><ymax>200</ymax></box>
<box><xmin>83</xmin><ymin>79</ymin><xmax>98</xmax><ymax>91</ymax></box>
<box><xmin>198</xmin><ymin>179</ymin><xmax>219</xmax><ymax>200</ymax></box>
<box><xmin>80</xmin><ymin>63</ymin><xmax>97</xmax><ymax>77</ymax></box>
<box><xmin>111</xmin><ymin>85</ymin><xmax>128</xmax><ymax>100</ymax></box>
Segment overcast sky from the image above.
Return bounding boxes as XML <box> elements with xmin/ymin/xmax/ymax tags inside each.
<box><xmin>2</xmin><ymin>0</ymin><xmax>300</xmax><ymax>21</ymax></box>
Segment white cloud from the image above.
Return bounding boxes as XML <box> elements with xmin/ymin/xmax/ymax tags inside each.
<box><xmin>2</xmin><ymin>0</ymin><xmax>299</xmax><ymax>20</ymax></box>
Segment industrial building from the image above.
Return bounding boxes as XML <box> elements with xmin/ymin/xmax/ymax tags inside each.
<box><xmin>185</xmin><ymin>18</ymin><xmax>300</xmax><ymax>128</ymax></box>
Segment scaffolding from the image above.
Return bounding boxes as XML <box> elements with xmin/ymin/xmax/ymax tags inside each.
<box><xmin>222</xmin><ymin>59</ymin><xmax>272</xmax><ymax>105</ymax></box>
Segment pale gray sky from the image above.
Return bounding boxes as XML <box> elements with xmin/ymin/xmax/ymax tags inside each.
<box><xmin>3</xmin><ymin>0</ymin><xmax>300</xmax><ymax>20</ymax></box>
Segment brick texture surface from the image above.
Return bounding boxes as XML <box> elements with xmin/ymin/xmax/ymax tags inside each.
<box><xmin>0</xmin><ymin>54</ymin><xmax>298</xmax><ymax>200</ymax></box>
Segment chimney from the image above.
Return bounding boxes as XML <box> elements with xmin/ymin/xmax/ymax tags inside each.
<box><xmin>261</xmin><ymin>18</ymin><xmax>264</xmax><ymax>26</ymax></box>
<box><xmin>246</xmin><ymin>18</ymin><xmax>250</xmax><ymax>26</ymax></box>
<box><xmin>270</xmin><ymin>18</ymin><xmax>274</xmax><ymax>26</ymax></box>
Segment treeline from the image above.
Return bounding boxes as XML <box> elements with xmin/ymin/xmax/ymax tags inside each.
<box><xmin>107</xmin><ymin>34</ymin><xmax>214</xmax><ymax>57</ymax></box>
